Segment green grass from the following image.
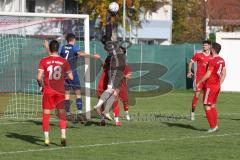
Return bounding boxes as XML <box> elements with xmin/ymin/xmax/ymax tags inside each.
<box><xmin>0</xmin><ymin>91</ymin><xmax>240</xmax><ymax>160</ymax></box>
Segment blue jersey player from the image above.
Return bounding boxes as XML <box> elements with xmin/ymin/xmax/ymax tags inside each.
<box><xmin>59</xmin><ymin>33</ymin><xmax>100</xmax><ymax>123</ymax></box>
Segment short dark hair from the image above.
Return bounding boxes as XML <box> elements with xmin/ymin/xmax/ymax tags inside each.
<box><xmin>211</xmin><ymin>42</ymin><xmax>221</xmax><ymax>54</ymax></box>
<box><xmin>49</xmin><ymin>40</ymin><xmax>59</xmax><ymax>53</ymax></box>
<box><xmin>202</xmin><ymin>40</ymin><xmax>212</xmax><ymax>45</ymax></box>
<box><xmin>66</xmin><ymin>33</ymin><xmax>76</xmax><ymax>42</ymax></box>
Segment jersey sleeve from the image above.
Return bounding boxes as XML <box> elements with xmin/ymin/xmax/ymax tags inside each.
<box><xmin>58</xmin><ymin>45</ymin><xmax>63</xmax><ymax>55</ymax></box>
<box><xmin>59</xmin><ymin>46</ymin><xmax>65</xmax><ymax>57</ymax></box>
<box><xmin>38</xmin><ymin>59</ymin><xmax>44</xmax><ymax>71</ymax></box>
<box><xmin>73</xmin><ymin>45</ymin><xmax>81</xmax><ymax>56</ymax></box>
<box><xmin>191</xmin><ymin>53</ymin><xmax>200</xmax><ymax>62</ymax></box>
<box><xmin>124</xmin><ymin>64</ymin><xmax>132</xmax><ymax>75</ymax></box>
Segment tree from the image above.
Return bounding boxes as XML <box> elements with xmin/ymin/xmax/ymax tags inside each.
<box><xmin>207</xmin><ymin>0</ymin><xmax>240</xmax><ymax>32</ymax></box>
<box><xmin>172</xmin><ymin>0</ymin><xmax>205</xmax><ymax>43</ymax></box>
<box><xmin>76</xmin><ymin>0</ymin><xmax>169</xmax><ymax>29</ymax></box>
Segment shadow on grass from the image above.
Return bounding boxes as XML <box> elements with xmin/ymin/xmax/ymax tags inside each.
<box><xmin>6</xmin><ymin>132</ymin><xmax>60</xmax><ymax>147</ymax></box>
<box><xmin>26</xmin><ymin>119</ymin><xmax>85</xmax><ymax>129</ymax></box>
<box><xmin>84</xmin><ymin>120</ymin><xmax>115</xmax><ymax>127</ymax></box>
<box><xmin>26</xmin><ymin>118</ymin><xmax>115</xmax><ymax>128</ymax></box>
<box><xmin>218</xmin><ymin>117</ymin><xmax>240</xmax><ymax>121</ymax></box>
<box><xmin>161</xmin><ymin>122</ymin><xmax>206</xmax><ymax>131</ymax></box>
<box><xmin>229</xmin><ymin>118</ymin><xmax>240</xmax><ymax>121</ymax></box>
<box><xmin>26</xmin><ymin>119</ymin><xmax>57</xmax><ymax>127</ymax></box>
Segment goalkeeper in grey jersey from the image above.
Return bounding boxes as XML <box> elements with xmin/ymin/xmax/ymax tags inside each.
<box><xmin>94</xmin><ymin>12</ymin><xmax>127</xmax><ymax>120</ymax></box>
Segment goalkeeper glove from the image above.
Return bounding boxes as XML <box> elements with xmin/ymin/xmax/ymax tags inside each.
<box><xmin>37</xmin><ymin>80</ymin><xmax>43</xmax><ymax>94</ymax></box>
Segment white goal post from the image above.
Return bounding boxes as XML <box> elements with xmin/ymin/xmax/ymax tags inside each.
<box><xmin>0</xmin><ymin>12</ymin><xmax>91</xmax><ymax>119</ymax></box>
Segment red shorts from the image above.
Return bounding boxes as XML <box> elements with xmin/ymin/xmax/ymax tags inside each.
<box><xmin>42</xmin><ymin>93</ymin><xmax>65</xmax><ymax>110</ymax></box>
<box><xmin>203</xmin><ymin>86</ymin><xmax>220</xmax><ymax>105</ymax></box>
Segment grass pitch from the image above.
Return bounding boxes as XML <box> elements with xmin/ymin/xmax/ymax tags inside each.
<box><xmin>0</xmin><ymin>91</ymin><xmax>240</xmax><ymax>160</ymax></box>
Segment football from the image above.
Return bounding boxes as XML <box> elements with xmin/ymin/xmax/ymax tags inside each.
<box><xmin>109</xmin><ymin>2</ymin><xmax>119</xmax><ymax>13</ymax></box>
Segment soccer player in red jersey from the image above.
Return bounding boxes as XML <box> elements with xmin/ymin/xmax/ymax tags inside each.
<box><xmin>37</xmin><ymin>40</ymin><xmax>73</xmax><ymax>146</ymax></box>
<box><xmin>187</xmin><ymin>40</ymin><xmax>212</xmax><ymax>120</ymax></box>
<box><xmin>117</xmin><ymin>64</ymin><xmax>132</xmax><ymax>121</ymax></box>
<box><xmin>197</xmin><ymin>42</ymin><xmax>226</xmax><ymax>133</ymax></box>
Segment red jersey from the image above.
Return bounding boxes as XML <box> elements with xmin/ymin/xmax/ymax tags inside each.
<box><xmin>118</xmin><ymin>64</ymin><xmax>131</xmax><ymax>103</ymax></box>
<box><xmin>121</xmin><ymin>64</ymin><xmax>132</xmax><ymax>88</ymax></box>
<box><xmin>205</xmin><ymin>56</ymin><xmax>225</xmax><ymax>87</ymax></box>
<box><xmin>97</xmin><ymin>64</ymin><xmax>131</xmax><ymax>97</ymax></box>
<box><xmin>38</xmin><ymin>55</ymin><xmax>71</xmax><ymax>94</ymax></box>
<box><xmin>96</xmin><ymin>69</ymin><xmax>109</xmax><ymax>97</ymax></box>
<box><xmin>191</xmin><ymin>52</ymin><xmax>212</xmax><ymax>78</ymax></box>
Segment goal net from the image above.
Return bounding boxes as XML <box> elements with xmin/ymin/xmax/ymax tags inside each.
<box><xmin>0</xmin><ymin>12</ymin><xmax>90</xmax><ymax>119</ymax></box>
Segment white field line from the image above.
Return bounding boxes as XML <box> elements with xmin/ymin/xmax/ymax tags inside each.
<box><xmin>0</xmin><ymin>122</ymin><xmax>29</xmax><ymax>125</ymax></box>
<box><xmin>0</xmin><ymin>133</ymin><xmax>239</xmax><ymax>155</ymax></box>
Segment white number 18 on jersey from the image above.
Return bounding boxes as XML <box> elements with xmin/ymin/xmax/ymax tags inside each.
<box><xmin>47</xmin><ymin>65</ymin><xmax>62</xmax><ymax>80</ymax></box>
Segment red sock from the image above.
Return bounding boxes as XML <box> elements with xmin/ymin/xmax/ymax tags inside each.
<box><xmin>211</xmin><ymin>107</ymin><xmax>218</xmax><ymax>127</ymax></box>
<box><xmin>191</xmin><ymin>96</ymin><xmax>198</xmax><ymax>111</ymax></box>
<box><xmin>113</xmin><ymin>101</ymin><xmax>120</xmax><ymax>117</ymax></box>
<box><xmin>123</xmin><ymin>103</ymin><xmax>129</xmax><ymax>112</ymax></box>
<box><xmin>58</xmin><ymin>112</ymin><xmax>67</xmax><ymax>129</ymax></box>
<box><xmin>205</xmin><ymin>109</ymin><xmax>215</xmax><ymax>128</ymax></box>
<box><xmin>42</xmin><ymin>113</ymin><xmax>50</xmax><ymax>132</ymax></box>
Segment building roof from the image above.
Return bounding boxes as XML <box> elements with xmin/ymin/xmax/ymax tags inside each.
<box><xmin>207</xmin><ymin>0</ymin><xmax>240</xmax><ymax>25</ymax></box>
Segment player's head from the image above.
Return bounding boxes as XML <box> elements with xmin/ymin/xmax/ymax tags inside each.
<box><xmin>202</xmin><ymin>40</ymin><xmax>211</xmax><ymax>45</ymax></box>
<box><xmin>120</xmin><ymin>46</ymin><xmax>126</xmax><ymax>54</ymax></box>
<box><xmin>66</xmin><ymin>33</ymin><xmax>76</xmax><ymax>43</ymax></box>
<box><xmin>49</xmin><ymin>40</ymin><xmax>59</xmax><ymax>54</ymax></box>
<box><xmin>210</xmin><ymin>42</ymin><xmax>221</xmax><ymax>55</ymax></box>
<box><xmin>202</xmin><ymin>40</ymin><xmax>211</xmax><ymax>52</ymax></box>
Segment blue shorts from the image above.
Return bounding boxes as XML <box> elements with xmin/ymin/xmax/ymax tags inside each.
<box><xmin>65</xmin><ymin>71</ymin><xmax>81</xmax><ymax>90</ymax></box>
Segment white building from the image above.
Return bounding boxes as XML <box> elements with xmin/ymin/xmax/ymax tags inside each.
<box><xmin>0</xmin><ymin>0</ymin><xmax>172</xmax><ymax>45</ymax></box>
<box><xmin>138</xmin><ymin>0</ymin><xmax>172</xmax><ymax>45</ymax></box>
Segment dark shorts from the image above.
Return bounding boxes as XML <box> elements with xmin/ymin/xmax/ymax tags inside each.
<box><xmin>65</xmin><ymin>71</ymin><xmax>81</xmax><ymax>90</ymax></box>
<box><xmin>108</xmin><ymin>69</ymin><xmax>124</xmax><ymax>89</ymax></box>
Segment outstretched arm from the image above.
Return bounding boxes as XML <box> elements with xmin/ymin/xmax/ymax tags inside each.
<box><xmin>44</xmin><ymin>40</ymin><xmax>51</xmax><ymax>55</ymax></box>
<box><xmin>77</xmin><ymin>51</ymin><xmax>100</xmax><ymax>60</ymax></box>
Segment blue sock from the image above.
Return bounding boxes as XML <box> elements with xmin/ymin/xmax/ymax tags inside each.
<box><xmin>76</xmin><ymin>98</ymin><xmax>83</xmax><ymax>112</ymax></box>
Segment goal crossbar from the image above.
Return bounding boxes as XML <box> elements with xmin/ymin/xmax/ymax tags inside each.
<box><xmin>0</xmin><ymin>12</ymin><xmax>89</xmax><ymax>19</ymax></box>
